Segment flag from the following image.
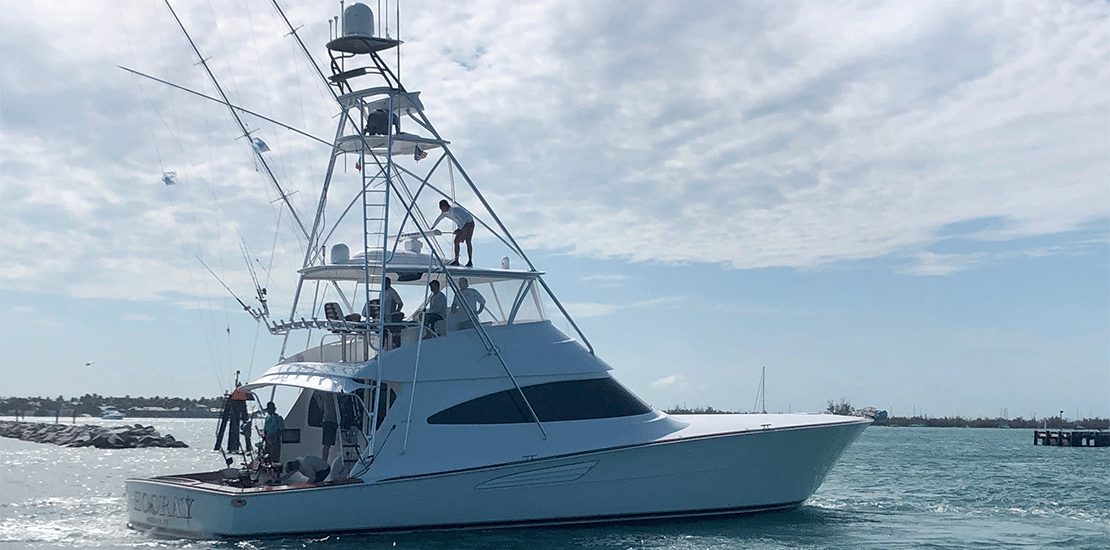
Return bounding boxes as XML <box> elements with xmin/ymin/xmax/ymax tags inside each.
<box><xmin>162</xmin><ymin>171</ymin><xmax>177</xmax><ymax>185</ymax></box>
<box><xmin>414</xmin><ymin>146</ymin><xmax>427</xmax><ymax>161</ymax></box>
<box><xmin>252</xmin><ymin>137</ymin><xmax>270</xmax><ymax>153</ymax></box>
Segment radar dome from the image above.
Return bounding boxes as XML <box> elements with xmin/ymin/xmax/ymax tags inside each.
<box><xmin>331</xmin><ymin>243</ymin><xmax>350</xmax><ymax>263</ymax></box>
<box><xmin>343</xmin><ymin>3</ymin><xmax>375</xmax><ymax>38</ymax></box>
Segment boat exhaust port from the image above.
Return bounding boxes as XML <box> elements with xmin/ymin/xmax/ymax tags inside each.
<box><xmin>231</xmin><ymin>498</ymin><xmax>247</xmax><ymax>508</ymax></box>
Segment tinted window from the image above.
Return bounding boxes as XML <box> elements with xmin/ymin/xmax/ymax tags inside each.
<box><xmin>427</xmin><ymin>377</ymin><xmax>652</xmax><ymax>425</ymax></box>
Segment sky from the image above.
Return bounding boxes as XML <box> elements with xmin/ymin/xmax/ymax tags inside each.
<box><xmin>1</xmin><ymin>0</ymin><xmax>1107</xmax><ymax>420</ymax></box>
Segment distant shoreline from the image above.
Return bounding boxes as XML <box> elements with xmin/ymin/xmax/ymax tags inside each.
<box><xmin>5</xmin><ymin>397</ymin><xmax>1107</xmax><ymax>429</ymax></box>
<box><xmin>1</xmin><ymin>395</ymin><xmax>224</xmax><ymax>419</ymax></box>
<box><xmin>870</xmin><ymin>416</ymin><xmax>1109</xmax><ymax>430</ymax></box>
<box><xmin>663</xmin><ymin>406</ymin><xmax>1108</xmax><ymax>430</ymax></box>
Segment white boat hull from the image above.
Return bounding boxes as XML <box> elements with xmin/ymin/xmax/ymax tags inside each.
<box><xmin>127</xmin><ymin>418</ymin><xmax>867</xmax><ymax>538</ymax></box>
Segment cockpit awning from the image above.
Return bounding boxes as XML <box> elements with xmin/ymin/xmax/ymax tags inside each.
<box><xmin>240</xmin><ymin>362</ymin><xmax>369</xmax><ymax>394</ymax></box>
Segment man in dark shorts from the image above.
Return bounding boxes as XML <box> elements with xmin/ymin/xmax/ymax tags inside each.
<box><xmin>431</xmin><ymin>199</ymin><xmax>475</xmax><ymax>267</ymax></box>
<box><xmin>317</xmin><ymin>393</ymin><xmax>338</xmax><ymax>462</ymax></box>
<box><xmin>262</xmin><ymin>401</ymin><xmax>284</xmax><ymax>463</ymax></box>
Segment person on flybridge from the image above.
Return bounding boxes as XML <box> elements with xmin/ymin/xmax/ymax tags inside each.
<box><xmin>431</xmin><ymin>199</ymin><xmax>475</xmax><ymax>267</ymax></box>
<box><xmin>450</xmin><ymin>277</ymin><xmax>486</xmax><ymax>329</ymax></box>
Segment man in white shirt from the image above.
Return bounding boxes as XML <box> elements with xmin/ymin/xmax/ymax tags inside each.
<box><xmin>431</xmin><ymin>199</ymin><xmax>475</xmax><ymax>267</ymax></box>
<box><xmin>419</xmin><ymin>280</ymin><xmax>447</xmax><ymax>335</ymax></box>
<box><xmin>450</xmin><ymin>277</ymin><xmax>485</xmax><ymax>329</ymax></box>
<box><xmin>283</xmin><ymin>455</ymin><xmax>331</xmax><ymax>483</ymax></box>
<box><xmin>380</xmin><ymin>277</ymin><xmax>403</xmax><ymax>322</ymax></box>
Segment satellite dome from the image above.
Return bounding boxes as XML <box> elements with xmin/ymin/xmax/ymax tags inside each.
<box><xmin>343</xmin><ymin>3</ymin><xmax>374</xmax><ymax>38</ymax></box>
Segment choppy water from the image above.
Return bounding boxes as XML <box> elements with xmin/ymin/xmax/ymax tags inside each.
<box><xmin>1</xmin><ymin>418</ymin><xmax>1107</xmax><ymax>549</ymax></box>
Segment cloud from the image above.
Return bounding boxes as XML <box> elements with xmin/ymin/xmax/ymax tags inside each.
<box><xmin>581</xmin><ymin>274</ymin><xmax>628</xmax><ymax>282</ymax></box>
<box><xmin>631</xmin><ymin>296</ymin><xmax>688</xmax><ymax>308</ymax></box>
<box><xmin>900</xmin><ymin>252</ymin><xmax>985</xmax><ymax>276</ymax></box>
<box><xmin>651</xmin><ymin>374</ymin><xmax>684</xmax><ymax>389</ymax></box>
<box><xmin>563</xmin><ymin>302</ymin><xmax>623</xmax><ymax>318</ymax></box>
<box><xmin>1</xmin><ymin>0</ymin><xmax>1106</xmax><ymax>305</ymax></box>
<box><xmin>120</xmin><ymin>314</ymin><xmax>155</xmax><ymax>322</ymax></box>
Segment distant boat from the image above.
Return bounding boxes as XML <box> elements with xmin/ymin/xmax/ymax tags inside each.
<box><xmin>101</xmin><ymin>407</ymin><xmax>125</xmax><ymax>420</ymax></box>
<box><xmin>852</xmin><ymin>407</ymin><xmax>888</xmax><ymax>421</ymax></box>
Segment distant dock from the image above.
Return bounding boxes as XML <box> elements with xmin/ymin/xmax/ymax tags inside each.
<box><xmin>1033</xmin><ymin>429</ymin><xmax>1109</xmax><ymax>447</ymax></box>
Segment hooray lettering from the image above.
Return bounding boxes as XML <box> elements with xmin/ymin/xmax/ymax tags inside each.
<box><xmin>131</xmin><ymin>491</ymin><xmax>194</xmax><ymax>519</ymax></box>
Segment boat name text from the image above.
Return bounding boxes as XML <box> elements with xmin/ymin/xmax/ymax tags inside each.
<box><xmin>132</xmin><ymin>491</ymin><xmax>194</xmax><ymax>519</ymax></box>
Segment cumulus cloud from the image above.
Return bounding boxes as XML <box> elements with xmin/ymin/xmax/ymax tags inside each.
<box><xmin>563</xmin><ymin>302</ymin><xmax>623</xmax><ymax>318</ymax></box>
<box><xmin>651</xmin><ymin>374</ymin><xmax>684</xmax><ymax>389</ymax></box>
<box><xmin>1</xmin><ymin>0</ymin><xmax>1106</xmax><ymax>304</ymax></box>
<box><xmin>120</xmin><ymin>314</ymin><xmax>155</xmax><ymax>322</ymax></box>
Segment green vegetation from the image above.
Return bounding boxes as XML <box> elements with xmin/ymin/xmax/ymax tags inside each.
<box><xmin>665</xmin><ymin>405</ymin><xmax>737</xmax><ymax>414</ymax></box>
<box><xmin>1</xmin><ymin>395</ymin><xmax>225</xmax><ymax>418</ymax></box>
<box><xmin>826</xmin><ymin>398</ymin><xmax>853</xmax><ymax>416</ymax></box>
<box><xmin>873</xmin><ymin>416</ymin><xmax>1109</xmax><ymax>429</ymax></box>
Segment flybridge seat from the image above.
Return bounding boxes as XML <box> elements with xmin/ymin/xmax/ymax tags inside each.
<box><xmin>334</xmin><ymin>132</ymin><xmax>446</xmax><ymax>158</ymax></box>
<box><xmin>336</xmin><ymin>87</ymin><xmax>424</xmax><ymax>114</ymax></box>
<box><xmin>323</xmin><ymin>302</ymin><xmax>365</xmax><ymax>333</ymax></box>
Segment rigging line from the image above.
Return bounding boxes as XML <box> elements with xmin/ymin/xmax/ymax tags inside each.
<box><xmin>163</xmin><ymin>172</ymin><xmax>229</xmax><ymax>390</ymax></box>
<box><xmin>163</xmin><ymin>0</ymin><xmax>312</xmax><ymax>243</ymax></box>
<box><xmin>393</xmin><ymin>164</ymin><xmax>517</xmax><ymax>255</ymax></box>
<box><xmin>196</xmin><ymin>255</ymin><xmax>254</xmax><ymax>313</ymax></box>
<box><xmin>246</xmin><ymin>314</ymin><xmax>265</xmax><ymax>382</ymax></box>
<box><xmin>402</xmin><ymin>253</ymin><xmax>435</xmax><ymax>452</ymax></box>
<box><xmin>117</xmin><ymin>67</ymin><xmax>334</xmax><ymax>149</ymax></box>
<box><xmin>268</xmin><ymin>0</ymin><xmax>341</xmax><ymax>104</ymax></box>
<box><xmin>238</xmin><ymin>242</ymin><xmax>266</xmax><ymax>381</ymax></box>
<box><xmin>268</xmin><ymin>1</ymin><xmax>418</xmax><ymax>258</ymax></box>
<box><xmin>268</xmin><ymin>0</ymin><xmax>398</xmax><ymax>261</ymax></box>
<box><xmin>395</xmin><ymin>0</ymin><xmax>401</xmax><ymax>83</ymax></box>
<box><xmin>115</xmin><ymin>1</ymin><xmax>166</xmax><ymax>172</ymax></box>
<box><xmin>448</xmin><ymin>159</ymin><xmax>456</xmax><ymax>201</ymax></box>
<box><xmin>268</xmin><ymin>0</ymin><xmax>404</xmax><ymax>155</ymax></box>
<box><xmin>203</xmin><ymin>0</ymin><xmax>245</xmax><ymax>117</ymax></box>
<box><xmin>242</xmin><ymin>0</ymin><xmax>296</xmax><ymax>198</ymax></box>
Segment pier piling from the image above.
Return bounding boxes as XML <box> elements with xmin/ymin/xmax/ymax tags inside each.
<box><xmin>1033</xmin><ymin>429</ymin><xmax>1109</xmax><ymax>447</ymax></box>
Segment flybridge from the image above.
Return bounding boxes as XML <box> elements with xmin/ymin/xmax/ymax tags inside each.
<box><xmin>262</xmin><ymin>0</ymin><xmax>594</xmax><ymax>365</ymax></box>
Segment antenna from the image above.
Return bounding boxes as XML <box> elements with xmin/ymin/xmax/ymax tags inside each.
<box><xmin>753</xmin><ymin>367</ymin><xmax>767</xmax><ymax>414</ymax></box>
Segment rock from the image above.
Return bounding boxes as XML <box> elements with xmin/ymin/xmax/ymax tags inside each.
<box><xmin>0</xmin><ymin>421</ymin><xmax>188</xmax><ymax>449</ymax></box>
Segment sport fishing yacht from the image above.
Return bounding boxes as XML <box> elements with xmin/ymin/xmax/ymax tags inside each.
<box><xmin>126</xmin><ymin>2</ymin><xmax>869</xmax><ymax>538</ymax></box>
<box><xmin>101</xmin><ymin>407</ymin><xmax>125</xmax><ymax>420</ymax></box>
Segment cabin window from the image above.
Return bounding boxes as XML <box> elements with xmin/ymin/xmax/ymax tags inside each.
<box><xmin>427</xmin><ymin>377</ymin><xmax>652</xmax><ymax>425</ymax></box>
<box><xmin>307</xmin><ymin>392</ymin><xmax>363</xmax><ymax>428</ymax></box>
<box><xmin>307</xmin><ymin>384</ymin><xmax>397</xmax><ymax>430</ymax></box>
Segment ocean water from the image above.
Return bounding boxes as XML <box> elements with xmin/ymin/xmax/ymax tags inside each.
<box><xmin>0</xmin><ymin>418</ymin><xmax>1106</xmax><ymax>549</ymax></box>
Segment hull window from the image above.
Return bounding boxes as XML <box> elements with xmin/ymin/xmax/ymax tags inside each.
<box><xmin>427</xmin><ymin>377</ymin><xmax>652</xmax><ymax>425</ymax></box>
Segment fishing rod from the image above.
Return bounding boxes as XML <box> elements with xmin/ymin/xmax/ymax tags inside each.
<box><xmin>196</xmin><ymin>255</ymin><xmax>264</xmax><ymax>320</ymax></box>
<box><xmin>162</xmin><ymin>0</ymin><xmax>312</xmax><ymax>243</ymax></box>
<box><xmin>239</xmin><ymin>243</ymin><xmax>270</xmax><ymax>319</ymax></box>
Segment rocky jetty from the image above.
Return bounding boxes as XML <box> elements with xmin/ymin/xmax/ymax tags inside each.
<box><xmin>0</xmin><ymin>421</ymin><xmax>189</xmax><ymax>448</ymax></box>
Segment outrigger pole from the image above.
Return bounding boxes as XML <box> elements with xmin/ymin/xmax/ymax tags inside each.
<box><xmin>117</xmin><ymin>66</ymin><xmax>334</xmax><ymax>148</ymax></box>
<box><xmin>162</xmin><ymin>0</ymin><xmax>312</xmax><ymax>243</ymax></box>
